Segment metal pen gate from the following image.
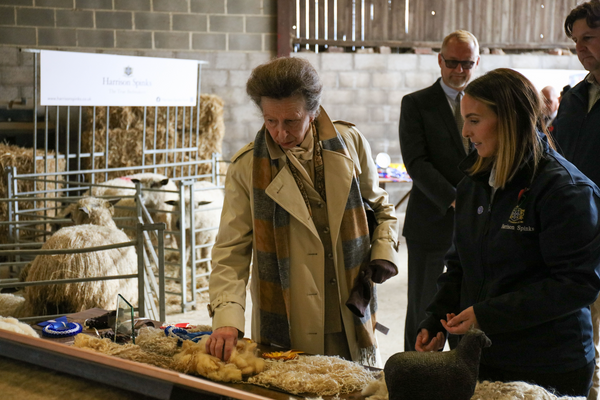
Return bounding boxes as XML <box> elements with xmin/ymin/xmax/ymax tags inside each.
<box><xmin>0</xmin><ymin>49</ymin><xmax>225</xmax><ymax>321</ymax></box>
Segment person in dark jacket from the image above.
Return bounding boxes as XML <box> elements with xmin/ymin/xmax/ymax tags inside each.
<box><xmin>416</xmin><ymin>68</ymin><xmax>600</xmax><ymax>397</ymax></box>
<box><xmin>399</xmin><ymin>30</ymin><xmax>480</xmax><ymax>351</ymax></box>
<box><xmin>552</xmin><ymin>3</ymin><xmax>600</xmax><ymax>397</ymax></box>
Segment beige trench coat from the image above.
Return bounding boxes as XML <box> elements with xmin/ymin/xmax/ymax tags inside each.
<box><xmin>209</xmin><ymin>108</ymin><xmax>400</xmax><ymax>362</ymax></box>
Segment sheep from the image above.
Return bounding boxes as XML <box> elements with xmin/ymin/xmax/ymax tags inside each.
<box><xmin>166</xmin><ymin>180</ymin><xmax>224</xmax><ymax>272</ymax></box>
<box><xmin>54</xmin><ymin>173</ymin><xmax>178</xmax><ymax>242</ymax></box>
<box><xmin>0</xmin><ymin>293</ymin><xmax>26</xmax><ymax>318</ymax></box>
<box><xmin>384</xmin><ymin>328</ymin><xmax>492</xmax><ymax>400</ymax></box>
<box><xmin>21</xmin><ymin>197</ymin><xmax>138</xmax><ymax>317</ymax></box>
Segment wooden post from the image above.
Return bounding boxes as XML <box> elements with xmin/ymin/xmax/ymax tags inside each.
<box><xmin>277</xmin><ymin>0</ymin><xmax>292</xmax><ymax>57</ymax></box>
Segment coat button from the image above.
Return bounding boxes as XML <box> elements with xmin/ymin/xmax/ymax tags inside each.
<box><xmin>318</xmin><ymin>202</ymin><xmax>324</xmax><ymax>208</ymax></box>
<box><xmin>323</xmin><ymin>227</ymin><xmax>330</xmax><ymax>234</ymax></box>
<box><xmin>330</xmin><ymin>278</ymin><xmax>337</xmax><ymax>285</ymax></box>
<box><xmin>328</xmin><ymin>253</ymin><xmax>333</xmax><ymax>259</ymax></box>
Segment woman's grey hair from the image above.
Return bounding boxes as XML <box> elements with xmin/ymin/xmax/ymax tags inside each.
<box><xmin>246</xmin><ymin>57</ymin><xmax>323</xmax><ymax>116</ymax></box>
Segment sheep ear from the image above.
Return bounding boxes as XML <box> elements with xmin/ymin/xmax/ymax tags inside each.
<box><xmin>78</xmin><ymin>206</ymin><xmax>90</xmax><ymax>217</ymax></box>
<box><xmin>151</xmin><ymin>178</ymin><xmax>169</xmax><ymax>188</ymax></box>
<box><xmin>197</xmin><ymin>201</ymin><xmax>212</xmax><ymax>206</ymax></box>
<box><xmin>165</xmin><ymin>200</ymin><xmax>178</xmax><ymax>206</ymax></box>
<box><xmin>131</xmin><ymin>178</ymin><xmax>141</xmax><ymax>184</ymax></box>
<box><xmin>107</xmin><ymin>198</ymin><xmax>121</xmax><ymax>207</ymax></box>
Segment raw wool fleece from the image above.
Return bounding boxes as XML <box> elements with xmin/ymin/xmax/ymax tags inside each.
<box><xmin>73</xmin><ymin>326</ymin><xmax>265</xmax><ymax>382</ymax></box>
<box><xmin>0</xmin><ymin>293</ymin><xmax>26</xmax><ymax>318</ymax></box>
<box><xmin>0</xmin><ymin>316</ymin><xmax>39</xmax><ymax>338</ymax></box>
<box><xmin>81</xmin><ymin>94</ymin><xmax>226</xmax><ymax>183</ymax></box>
<box><xmin>365</xmin><ymin>374</ymin><xmax>586</xmax><ymax>400</ymax></box>
<box><xmin>0</xmin><ymin>143</ymin><xmax>66</xmax><ymax>246</ymax></box>
<box><xmin>471</xmin><ymin>381</ymin><xmax>585</xmax><ymax>400</ymax></box>
<box><xmin>247</xmin><ymin>355</ymin><xmax>379</xmax><ymax>396</ymax></box>
<box><xmin>22</xmin><ymin>197</ymin><xmax>138</xmax><ymax>317</ymax></box>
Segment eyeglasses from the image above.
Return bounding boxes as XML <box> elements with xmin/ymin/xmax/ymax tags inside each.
<box><xmin>440</xmin><ymin>54</ymin><xmax>476</xmax><ymax>70</ymax></box>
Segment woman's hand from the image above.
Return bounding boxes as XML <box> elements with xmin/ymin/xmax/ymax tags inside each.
<box><xmin>205</xmin><ymin>326</ymin><xmax>239</xmax><ymax>361</ymax></box>
<box><xmin>441</xmin><ymin>307</ymin><xmax>480</xmax><ymax>335</ymax></box>
<box><xmin>415</xmin><ymin>328</ymin><xmax>445</xmax><ymax>352</ymax></box>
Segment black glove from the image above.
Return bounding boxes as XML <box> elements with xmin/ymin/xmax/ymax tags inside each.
<box><xmin>345</xmin><ymin>259</ymin><xmax>398</xmax><ymax>318</ymax></box>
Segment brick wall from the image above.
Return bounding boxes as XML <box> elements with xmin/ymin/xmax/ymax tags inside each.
<box><xmin>0</xmin><ymin>1</ymin><xmax>584</xmax><ymax>164</ymax></box>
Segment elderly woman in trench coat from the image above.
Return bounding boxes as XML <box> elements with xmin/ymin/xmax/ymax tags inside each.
<box><xmin>205</xmin><ymin>57</ymin><xmax>401</xmax><ymax>367</ymax></box>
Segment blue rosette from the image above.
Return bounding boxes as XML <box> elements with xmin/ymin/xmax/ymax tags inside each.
<box><xmin>42</xmin><ymin>321</ymin><xmax>83</xmax><ymax>338</ymax></box>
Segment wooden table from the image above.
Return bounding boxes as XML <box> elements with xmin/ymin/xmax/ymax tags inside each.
<box><xmin>378</xmin><ymin>177</ymin><xmax>411</xmax><ymax>210</ymax></box>
<box><xmin>0</xmin><ymin>310</ymin><xmax>375</xmax><ymax>400</ymax></box>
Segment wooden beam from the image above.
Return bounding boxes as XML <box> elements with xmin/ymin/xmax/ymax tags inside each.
<box><xmin>292</xmin><ymin>38</ymin><xmax>576</xmax><ymax>50</ymax></box>
<box><xmin>277</xmin><ymin>0</ymin><xmax>293</xmax><ymax>57</ymax></box>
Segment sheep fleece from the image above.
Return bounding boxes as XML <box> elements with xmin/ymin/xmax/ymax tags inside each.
<box><xmin>25</xmin><ymin>224</ymin><xmax>137</xmax><ymax>315</ymax></box>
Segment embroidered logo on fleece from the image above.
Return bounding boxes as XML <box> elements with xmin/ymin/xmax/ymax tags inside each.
<box><xmin>502</xmin><ymin>187</ymin><xmax>534</xmax><ymax>232</ymax></box>
<box><xmin>509</xmin><ymin>188</ymin><xmax>528</xmax><ymax>224</ymax></box>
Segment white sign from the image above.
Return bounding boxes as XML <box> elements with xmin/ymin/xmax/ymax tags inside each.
<box><xmin>40</xmin><ymin>50</ymin><xmax>199</xmax><ymax>106</ymax></box>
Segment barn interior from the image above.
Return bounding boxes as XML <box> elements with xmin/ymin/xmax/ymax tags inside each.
<box><xmin>0</xmin><ymin>1</ymin><xmax>593</xmax><ymax>399</ymax></box>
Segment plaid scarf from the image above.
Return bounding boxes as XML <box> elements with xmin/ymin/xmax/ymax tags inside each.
<box><xmin>252</xmin><ymin>120</ymin><xmax>377</xmax><ymax>364</ymax></box>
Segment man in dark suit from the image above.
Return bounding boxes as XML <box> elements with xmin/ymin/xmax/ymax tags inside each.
<box><xmin>400</xmin><ymin>30</ymin><xmax>480</xmax><ymax>351</ymax></box>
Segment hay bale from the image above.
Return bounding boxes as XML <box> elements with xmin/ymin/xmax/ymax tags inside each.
<box><xmin>0</xmin><ymin>143</ymin><xmax>66</xmax><ymax>245</ymax></box>
<box><xmin>81</xmin><ymin>94</ymin><xmax>226</xmax><ymax>183</ymax></box>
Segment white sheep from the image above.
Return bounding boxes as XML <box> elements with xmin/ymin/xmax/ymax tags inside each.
<box><xmin>22</xmin><ymin>197</ymin><xmax>138</xmax><ymax>317</ymax></box>
<box><xmin>0</xmin><ymin>293</ymin><xmax>26</xmax><ymax>318</ymax></box>
<box><xmin>166</xmin><ymin>181</ymin><xmax>223</xmax><ymax>272</ymax></box>
<box><xmin>54</xmin><ymin>173</ymin><xmax>178</xmax><ymax>245</ymax></box>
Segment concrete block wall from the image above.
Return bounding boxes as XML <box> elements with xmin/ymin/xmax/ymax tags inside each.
<box><xmin>0</xmin><ymin>0</ymin><xmax>276</xmax><ymax>51</ymax></box>
<box><xmin>296</xmin><ymin>52</ymin><xmax>583</xmax><ymax>163</ymax></box>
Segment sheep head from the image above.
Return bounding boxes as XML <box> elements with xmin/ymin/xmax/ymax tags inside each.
<box><xmin>70</xmin><ymin>197</ymin><xmax>120</xmax><ymax>227</ymax></box>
